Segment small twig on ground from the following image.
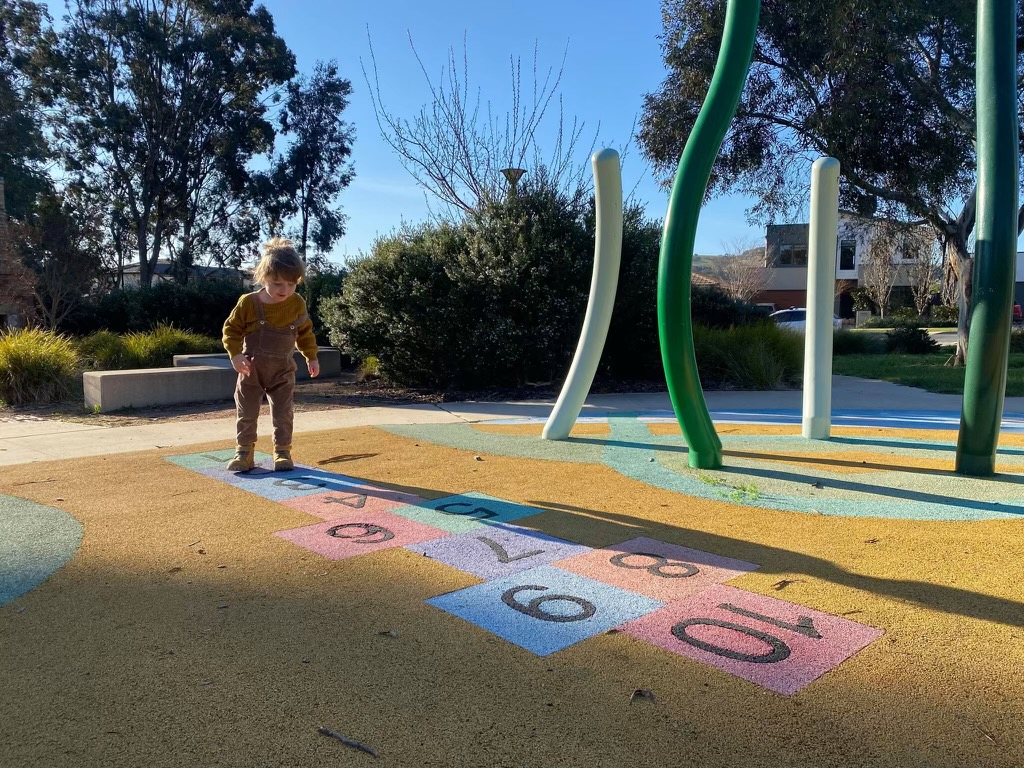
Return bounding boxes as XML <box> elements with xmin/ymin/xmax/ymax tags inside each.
<box><xmin>772</xmin><ymin>579</ymin><xmax>803</xmax><ymax>591</ymax></box>
<box><xmin>11</xmin><ymin>478</ymin><xmax>55</xmax><ymax>486</ymax></box>
<box><xmin>317</xmin><ymin>727</ymin><xmax>379</xmax><ymax>757</ymax></box>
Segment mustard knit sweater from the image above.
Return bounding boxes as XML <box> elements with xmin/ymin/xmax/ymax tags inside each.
<box><xmin>222</xmin><ymin>292</ymin><xmax>318</xmax><ymax>360</ymax></box>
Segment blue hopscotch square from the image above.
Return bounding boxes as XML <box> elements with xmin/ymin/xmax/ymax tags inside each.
<box><xmin>426</xmin><ymin>565</ymin><xmax>664</xmax><ymax>656</ymax></box>
<box><xmin>164</xmin><ymin>449</ymin><xmax>273</xmax><ymax>472</ymax></box>
<box><xmin>407</xmin><ymin>523</ymin><xmax>591</xmax><ymax>580</ymax></box>
<box><xmin>389</xmin><ymin>492</ymin><xmax>544</xmax><ymax>534</ymax></box>
<box><xmin>192</xmin><ymin>464</ymin><xmax>367</xmax><ymax>502</ymax></box>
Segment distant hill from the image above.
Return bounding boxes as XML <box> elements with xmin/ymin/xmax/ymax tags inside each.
<box><xmin>692</xmin><ymin>254</ymin><xmax>724</xmax><ymax>273</ymax></box>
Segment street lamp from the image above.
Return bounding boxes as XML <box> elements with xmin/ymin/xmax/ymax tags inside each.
<box><xmin>500</xmin><ymin>167</ymin><xmax>526</xmax><ymax>196</ymax></box>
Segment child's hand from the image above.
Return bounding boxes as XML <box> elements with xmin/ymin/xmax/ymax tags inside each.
<box><xmin>308</xmin><ymin>359</ymin><xmax>320</xmax><ymax>378</ymax></box>
<box><xmin>231</xmin><ymin>354</ymin><xmax>252</xmax><ymax>376</ymax></box>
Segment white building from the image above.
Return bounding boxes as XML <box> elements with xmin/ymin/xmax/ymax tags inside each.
<box><xmin>759</xmin><ymin>213</ymin><xmax>936</xmax><ymax>316</ymax></box>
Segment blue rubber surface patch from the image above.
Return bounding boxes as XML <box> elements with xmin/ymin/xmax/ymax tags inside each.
<box><xmin>0</xmin><ymin>495</ymin><xmax>83</xmax><ymax>606</ymax></box>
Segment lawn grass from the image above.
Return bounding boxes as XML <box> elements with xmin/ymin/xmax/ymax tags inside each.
<box><xmin>832</xmin><ymin>352</ymin><xmax>1024</xmax><ymax>396</ymax></box>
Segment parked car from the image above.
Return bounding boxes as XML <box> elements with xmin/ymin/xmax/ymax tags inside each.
<box><xmin>1014</xmin><ymin>304</ymin><xmax>1022</xmax><ymax>323</ymax></box>
<box><xmin>769</xmin><ymin>307</ymin><xmax>843</xmax><ymax>333</ymax></box>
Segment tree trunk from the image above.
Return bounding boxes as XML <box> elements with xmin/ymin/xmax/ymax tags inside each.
<box><xmin>148</xmin><ymin>220</ymin><xmax>165</xmax><ymax>288</ymax></box>
<box><xmin>137</xmin><ymin>220</ymin><xmax>151</xmax><ymax>287</ymax></box>
<box><xmin>947</xmin><ymin>236</ymin><xmax>973</xmax><ymax>366</ymax></box>
<box><xmin>177</xmin><ymin>217</ymin><xmax>194</xmax><ymax>285</ymax></box>
<box><xmin>301</xmin><ymin>199</ymin><xmax>310</xmax><ymax>258</ymax></box>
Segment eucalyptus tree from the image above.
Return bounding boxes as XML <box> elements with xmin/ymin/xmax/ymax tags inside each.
<box><xmin>258</xmin><ymin>59</ymin><xmax>355</xmax><ymax>259</ymax></box>
<box><xmin>37</xmin><ymin>0</ymin><xmax>295</xmax><ymax>286</ymax></box>
<box><xmin>0</xmin><ymin>0</ymin><xmax>51</xmax><ymax>220</ymax></box>
<box><xmin>639</xmin><ymin>0</ymin><xmax>1023</xmax><ymax>364</ymax></box>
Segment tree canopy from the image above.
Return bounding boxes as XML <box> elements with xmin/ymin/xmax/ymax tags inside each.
<box><xmin>0</xmin><ymin>0</ymin><xmax>51</xmax><ymax>220</ymax></box>
<box><xmin>36</xmin><ymin>0</ymin><xmax>296</xmax><ymax>285</ymax></box>
<box><xmin>639</xmin><ymin>0</ymin><xmax>1024</xmax><ymax>361</ymax></box>
<box><xmin>258</xmin><ymin>59</ymin><xmax>355</xmax><ymax>259</ymax></box>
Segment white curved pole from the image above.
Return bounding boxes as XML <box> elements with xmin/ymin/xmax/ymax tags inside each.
<box><xmin>802</xmin><ymin>156</ymin><xmax>840</xmax><ymax>439</ymax></box>
<box><xmin>542</xmin><ymin>148</ymin><xmax>623</xmax><ymax>440</ymax></box>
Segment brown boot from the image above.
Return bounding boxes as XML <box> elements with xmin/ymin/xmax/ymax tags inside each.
<box><xmin>226</xmin><ymin>445</ymin><xmax>255</xmax><ymax>473</ymax></box>
<box><xmin>273</xmin><ymin>447</ymin><xmax>294</xmax><ymax>472</ymax></box>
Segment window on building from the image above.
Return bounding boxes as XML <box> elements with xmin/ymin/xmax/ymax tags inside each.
<box><xmin>778</xmin><ymin>244</ymin><xmax>808</xmax><ymax>266</ymax></box>
<box><xmin>839</xmin><ymin>239</ymin><xmax>856</xmax><ymax>270</ymax></box>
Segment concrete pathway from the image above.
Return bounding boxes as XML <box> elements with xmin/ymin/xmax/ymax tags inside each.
<box><xmin>3</xmin><ymin>375</ymin><xmax>1017</xmax><ymax>467</ymax></box>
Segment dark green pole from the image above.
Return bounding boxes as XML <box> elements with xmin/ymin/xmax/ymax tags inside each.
<box><xmin>657</xmin><ymin>0</ymin><xmax>760</xmax><ymax>469</ymax></box>
<box><xmin>956</xmin><ymin>0</ymin><xmax>1019</xmax><ymax>476</ymax></box>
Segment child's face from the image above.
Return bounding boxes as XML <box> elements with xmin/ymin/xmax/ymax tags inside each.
<box><xmin>262</xmin><ymin>274</ymin><xmax>298</xmax><ymax>303</ymax></box>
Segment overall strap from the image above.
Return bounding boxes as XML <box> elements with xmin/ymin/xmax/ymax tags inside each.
<box><xmin>252</xmin><ymin>291</ymin><xmax>267</xmax><ymax>324</ymax></box>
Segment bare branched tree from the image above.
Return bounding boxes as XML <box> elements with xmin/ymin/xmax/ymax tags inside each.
<box><xmin>713</xmin><ymin>237</ymin><xmax>769</xmax><ymax>303</ymax></box>
<box><xmin>905</xmin><ymin>232</ymin><xmax>941</xmax><ymax>317</ymax></box>
<box><xmin>860</xmin><ymin>220</ymin><xmax>905</xmax><ymax>319</ymax></box>
<box><xmin>362</xmin><ymin>32</ymin><xmax>597</xmax><ymax>216</ymax></box>
<box><xmin>835</xmin><ymin>279</ymin><xmax>857</xmax><ymax>300</ymax></box>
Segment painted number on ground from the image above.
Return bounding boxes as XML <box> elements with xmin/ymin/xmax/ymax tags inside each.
<box><xmin>326</xmin><ymin>523</ymin><xmax>395</xmax><ymax>544</ymax></box>
<box><xmin>501</xmin><ymin>585</ymin><xmax>597</xmax><ymax>623</ymax></box>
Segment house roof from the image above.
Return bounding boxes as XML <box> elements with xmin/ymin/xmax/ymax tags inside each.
<box><xmin>121</xmin><ymin>260</ymin><xmax>251</xmax><ymax>279</ymax></box>
<box><xmin>691</xmin><ymin>272</ymin><xmax>720</xmax><ymax>287</ymax></box>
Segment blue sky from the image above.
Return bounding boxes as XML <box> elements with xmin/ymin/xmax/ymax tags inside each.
<box><xmin>37</xmin><ymin>0</ymin><xmax>768</xmax><ymax>264</ymax></box>
<box><xmin>253</xmin><ymin>0</ymin><xmax>765</xmax><ymax>264</ymax></box>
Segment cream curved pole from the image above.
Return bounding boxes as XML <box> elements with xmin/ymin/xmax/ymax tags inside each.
<box><xmin>802</xmin><ymin>156</ymin><xmax>840</xmax><ymax>439</ymax></box>
<box><xmin>542</xmin><ymin>148</ymin><xmax>623</xmax><ymax>441</ymax></box>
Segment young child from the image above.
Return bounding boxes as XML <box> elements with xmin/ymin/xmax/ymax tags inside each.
<box><xmin>222</xmin><ymin>238</ymin><xmax>320</xmax><ymax>472</ymax></box>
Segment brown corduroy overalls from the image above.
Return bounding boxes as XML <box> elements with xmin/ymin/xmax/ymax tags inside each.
<box><xmin>234</xmin><ymin>293</ymin><xmax>307</xmax><ymax>450</ymax></box>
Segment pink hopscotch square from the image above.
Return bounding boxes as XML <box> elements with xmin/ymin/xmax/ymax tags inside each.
<box><xmin>620</xmin><ymin>584</ymin><xmax>884</xmax><ymax>695</ymax></box>
<box><xmin>274</xmin><ymin>509</ymin><xmax>448</xmax><ymax>561</ymax></box>
<box><xmin>554</xmin><ymin>537</ymin><xmax>758</xmax><ymax>602</ymax></box>
<box><xmin>281</xmin><ymin>486</ymin><xmax>426</xmax><ymax>521</ymax></box>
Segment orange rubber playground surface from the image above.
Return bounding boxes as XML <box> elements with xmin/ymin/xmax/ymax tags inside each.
<box><xmin>2</xmin><ymin>413</ymin><xmax>1023</xmax><ymax>767</ymax></box>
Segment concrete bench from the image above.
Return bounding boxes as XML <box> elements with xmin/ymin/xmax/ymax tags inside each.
<box><xmin>84</xmin><ymin>347</ymin><xmax>345</xmax><ymax>412</ymax></box>
<box><xmin>172</xmin><ymin>346</ymin><xmax>342</xmax><ymax>380</ymax></box>
<box><xmin>84</xmin><ymin>366</ymin><xmax>237</xmax><ymax>412</ymax></box>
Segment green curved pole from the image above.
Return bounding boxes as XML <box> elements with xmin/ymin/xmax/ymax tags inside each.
<box><xmin>956</xmin><ymin>0</ymin><xmax>1019</xmax><ymax>476</ymax></box>
<box><xmin>657</xmin><ymin>0</ymin><xmax>760</xmax><ymax>469</ymax></box>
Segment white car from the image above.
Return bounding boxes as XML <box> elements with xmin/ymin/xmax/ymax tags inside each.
<box><xmin>770</xmin><ymin>308</ymin><xmax>843</xmax><ymax>332</ymax></box>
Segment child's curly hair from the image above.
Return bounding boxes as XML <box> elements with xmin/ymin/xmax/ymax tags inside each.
<box><xmin>253</xmin><ymin>237</ymin><xmax>306</xmax><ymax>284</ymax></box>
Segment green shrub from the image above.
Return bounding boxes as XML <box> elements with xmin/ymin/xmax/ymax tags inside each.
<box><xmin>121</xmin><ymin>325</ymin><xmax>222</xmax><ymax>368</ymax></box>
<box><xmin>77</xmin><ymin>330</ymin><xmax>127</xmax><ymax>369</ymax></box>
<box><xmin>1009</xmin><ymin>329</ymin><xmax>1024</xmax><ymax>353</ymax></box>
<box><xmin>861</xmin><ymin>315</ymin><xmax>908</xmax><ymax>329</ymax></box>
<box><xmin>929</xmin><ymin>305</ymin><xmax>959</xmax><ymax>326</ymax></box>
<box><xmin>850</xmin><ymin>287</ymin><xmax>874</xmax><ymax>312</ymax></box>
<box><xmin>64</xmin><ymin>280</ymin><xmax>247</xmax><ymax>338</ymax></box>
<box><xmin>323</xmin><ymin>185</ymin><xmax>779</xmax><ymax>390</ymax></box>
<box><xmin>693</xmin><ymin>324</ymin><xmax>803</xmax><ymax>390</ymax></box>
<box><xmin>0</xmin><ymin>327</ymin><xmax>81</xmax><ymax>406</ymax></box>
<box><xmin>599</xmin><ymin>204</ymin><xmax>662</xmax><ymax>379</ymax></box>
<box><xmin>301</xmin><ymin>269</ymin><xmax>346</xmax><ymax>343</ymax></box>
<box><xmin>890</xmin><ymin>307</ymin><xmax>921</xmax><ymax>326</ymax></box>
<box><xmin>356</xmin><ymin>355</ymin><xmax>380</xmax><ymax>382</ymax></box>
<box><xmin>77</xmin><ymin>325</ymin><xmax>221</xmax><ymax>369</ymax></box>
<box><xmin>325</xmin><ymin>183</ymin><xmax>595</xmax><ymax>389</ymax></box>
<box><xmin>833</xmin><ymin>329</ymin><xmax>885</xmax><ymax>355</ymax></box>
<box><xmin>885</xmin><ymin>325</ymin><xmax>939</xmax><ymax>354</ymax></box>
<box><xmin>690</xmin><ymin>285</ymin><xmax>769</xmax><ymax>329</ymax></box>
